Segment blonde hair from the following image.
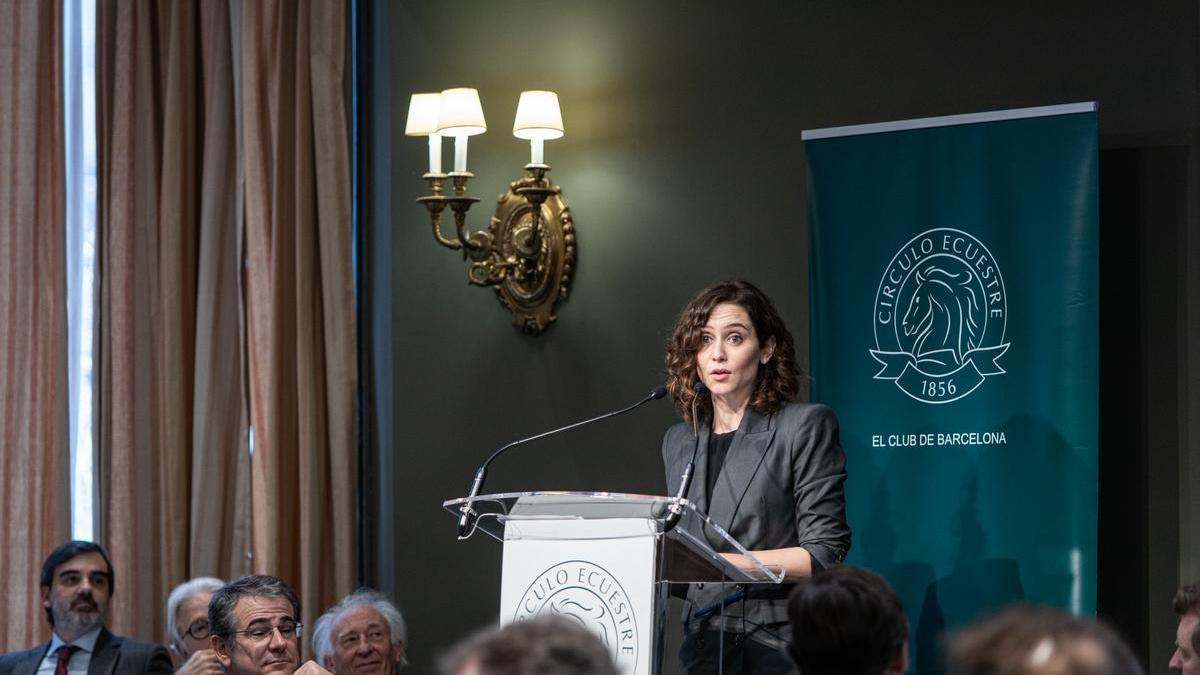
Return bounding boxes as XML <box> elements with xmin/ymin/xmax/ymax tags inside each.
<box><xmin>948</xmin><ymin>604</ymin><xmax>1143</xmax><ymax>675</ymax></box>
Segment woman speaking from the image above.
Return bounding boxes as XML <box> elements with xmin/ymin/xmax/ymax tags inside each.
<box><xmin>662</xmin><ymin>280</ymin><xmax>851</xmax><ymax>674</ymax></box>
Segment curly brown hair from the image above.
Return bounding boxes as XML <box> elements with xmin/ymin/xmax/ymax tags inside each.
<box><xmin>664</xmin><ymin>280</ymin><xmax>801</xmax><ymax>422</ymax></box>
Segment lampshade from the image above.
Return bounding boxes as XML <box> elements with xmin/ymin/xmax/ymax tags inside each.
<box><xmin>512</xmin><ymin>91</ymin><xmax>565</xmax><ymax>140</ymax></box>
<box><xmin>405</xmin><ymin>93</ymin><xmax>442</xmax><ymax>136</ymax></box>
<box><xmin>437</xmin><ymin>88</ymin><xmax>487</xmax><ymax>136</ymax></box>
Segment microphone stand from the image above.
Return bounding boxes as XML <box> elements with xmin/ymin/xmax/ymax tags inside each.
<box><xmin>456</xmin><ymin>385</ymin><xmax>669</xmax><ymax>539</ymax></box>
<box><xmin>661</xmin><ymin>381</ymin><xmax>707</xmax><ymax>534</ymax></box>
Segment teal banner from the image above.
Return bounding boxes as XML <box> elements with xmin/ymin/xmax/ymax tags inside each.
<box><xmin>805</xmin><ymin>105</ymin><xmax>1098</xmax><ymax>674</ymax></box>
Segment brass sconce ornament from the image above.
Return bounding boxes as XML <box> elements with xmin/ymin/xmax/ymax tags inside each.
<box><xmin>408</xmin><ymin>89</ymin><xmax>574</xmax><ymax>334</ymax></box>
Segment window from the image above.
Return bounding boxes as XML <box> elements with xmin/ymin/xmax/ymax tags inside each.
<box><xmin>64</xmin><ymin>0</ymin><xmax>97</xmax><ymax>541</ymax></box>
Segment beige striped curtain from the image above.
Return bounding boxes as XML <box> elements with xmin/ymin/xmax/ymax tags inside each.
<box><xmin>0</xmin><ymin>0</ymin><xmax>72</xmax><ymax>654</ymax></box>
<box><xmin>95</xmin><ymin>0</ymin><xmax>356</xmax><ymax>644</ymax></box>
<box><xmin>96</xmin><ymin>0</ymin><xmax>250</xmax><ymax>640</ymax></box>
<box><xmin>240</xmin><ymin>0</ymin><xmax>358</xmax><ymax>640</ymax></box>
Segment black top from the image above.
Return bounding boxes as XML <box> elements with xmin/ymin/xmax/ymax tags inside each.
<box><xmin>705</xmin><ymin>429</ymin><xmax>736</xmax><ymax>499</ymax></box>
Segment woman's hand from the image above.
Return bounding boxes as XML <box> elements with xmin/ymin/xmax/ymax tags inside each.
<box><xmin>719</xmin><ymin>546</ymin><xmax>814</xmax><ymax>580</ymax></box>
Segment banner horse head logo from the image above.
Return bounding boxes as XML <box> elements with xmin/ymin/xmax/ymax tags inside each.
<box><xmin>870</xmin><ymin>228</ymin><xmax>1010</xmax><ymax>404</ymax></box>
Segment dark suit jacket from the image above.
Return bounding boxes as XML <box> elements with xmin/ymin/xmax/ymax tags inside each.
<box><xmin>662</xmin><ymin>402</ymin><xmax>851</xmax><ymax>638</ymax></box>
<box><xmin>0</xmin><ymin>628</ymin><xmax>173</xmax><ymax>675</ymax></box>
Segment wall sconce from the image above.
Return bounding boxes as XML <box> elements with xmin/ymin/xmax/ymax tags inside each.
<box><xmin>407</xmin><ymin>88</ymin><xmax>575</xmax><ymax>334</ymax></box>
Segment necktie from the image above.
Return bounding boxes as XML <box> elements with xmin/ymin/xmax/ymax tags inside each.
<box><xmin>53</xmin><ymin>645</ymin><xmax>78</xmax><ymax>675</ymax></box>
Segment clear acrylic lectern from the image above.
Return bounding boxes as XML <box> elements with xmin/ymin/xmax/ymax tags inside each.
<box><xmin>443</xmin><ymin>491</ymin><xmax>784</xmax><ymax>675</ymax></box>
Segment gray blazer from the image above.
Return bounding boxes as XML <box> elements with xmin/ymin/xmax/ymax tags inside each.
<box><xmin>0</xmin><ymin>629</ymin><xmax>173</xmax><ymax>675</ymax></box>
<box><xmin>661</xmin><ymin>402</ymin><xmax>851</xmax><ymax>637</ymax></box>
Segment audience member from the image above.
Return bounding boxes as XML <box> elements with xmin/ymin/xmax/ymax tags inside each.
<box><xmin>786</xmin><ymin>565</ymin><xmax>908</xmax><ymax>675</ymax></box>
<box><xmin>165</xmin><ymin>577</ymin><xmax>224</xmax><ymax>675</ymax></box>
<box><xmin>443</xmin><ymin>616</ymin><xmax>617</xmax><ymax>675</ymax></box>
<box><xmin>208</xmin><ymin>574</ymin><xmax>330</xmax><ymax>675</ymax></box>
<box><xmin>1171</xmin><ymin>582</ymin><xmax>1200</xmax><ymax>674</ymax></box>
<box><xmin>0</xmin><ymin>540</ymin><xmax>173</xmax><ymax>675</ymax></box>
<box><xmin>948</xmin><ymin>604</ymin><xmax>1143</xmax><ymax>675</ymax></box>
<box><xmin>311</xmin><ymin>589</ymin><xmax>407</xmax><ymax>675</ymax></box>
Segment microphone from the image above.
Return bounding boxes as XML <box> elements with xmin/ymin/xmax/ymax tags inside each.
<box><xmin>662</xmin><ymin>380</ymin><xmax>707</xmax><ymax>534</ymax></box>
<box><xmin>456</xmin><ymin>385</ymin><xmax>669</xmax><ymax>538</ymax></box>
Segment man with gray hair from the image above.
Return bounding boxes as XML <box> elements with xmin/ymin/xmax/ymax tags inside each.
<box><xmin>311</xmin><ymin>589</ymin><xmax>407</xmax><ymax>675</ymax></box>
<box><xmin>165</xmin><ymin>577</ymin><xmax>224</xmax><ymax>675</ymax></box>
<box><xmin>208</xmin><ymin>575</ymin><xmax>331</xmax><ymax>675</ymax></box>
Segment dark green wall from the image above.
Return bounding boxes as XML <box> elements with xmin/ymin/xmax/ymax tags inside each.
<box><xmin>361</xmin><ymin>2</ymin><xmax>1199</xmax><ymax>672</ymax></box>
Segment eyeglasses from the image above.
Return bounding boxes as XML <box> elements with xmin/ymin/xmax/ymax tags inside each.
<box><xmin>184</xmin><ymin>619</ymin><xmax>211</xmax><ymax>641</ymax></box>
<box><xmin>231</xmin><ymin>620</ymin><xmax>302</xmax><ymax>642</ymax></box>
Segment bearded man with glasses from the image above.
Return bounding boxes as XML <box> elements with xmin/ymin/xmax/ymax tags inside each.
<box><xmin>208</xmin><ymin>575</ymin><xmax>331</xmax><ymax>675</ymax></box>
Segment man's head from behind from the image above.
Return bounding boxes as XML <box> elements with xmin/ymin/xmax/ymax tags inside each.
<box><xmin>312</xmin><ymin>589</ymin><xmax>407</xmax><ymax>675</ymax></box>
<box><xmin>787</xmin><ymin>565</ymin><xmax>909</xmax><ymax>675</ymax></box>
<box><xmin>41</xmin><ymin>540</ymin><xmax>115</xmax><ymax>640</ymax></box>
<box><xmin>167</xmin><ymin>577</ymin><xmax>225</xmax><ymax>661</ymax></box>
<box><xmin>1171</xmin><ymin>583</ymin><xmax>1200</xmax><ymax>674</ymax></box>
<box><xmin>445</xmin><ymin>616</ymin><xmax>617</xmax><ymax>675</ymax></box>
<box><xmin>209</xmin><ymin>575</ymin><xmax>303</xmax><ymax>675</ymax></box>
<box><xmin>949</xmin><ymin>604</ymin><xmax>1143</xmax><ymax>675</ymax></box>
